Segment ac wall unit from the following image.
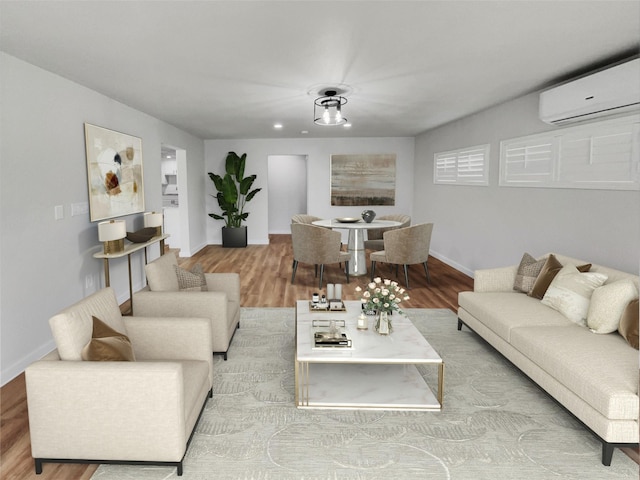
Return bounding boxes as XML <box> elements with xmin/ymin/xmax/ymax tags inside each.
<box><xmin>539</xmin><ymin>58</ymin><xmax>640</xmax><ymax>125</ymax></box>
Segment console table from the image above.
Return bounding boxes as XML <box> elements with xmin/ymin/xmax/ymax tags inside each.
<box><xmin>93</xmin><ymin>234</ymin><xmax>169</xmax><ymax>312</ymax></box>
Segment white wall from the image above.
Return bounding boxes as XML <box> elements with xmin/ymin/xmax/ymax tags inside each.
<box><xmin>205</xmin><ymin>138</ymin><xmax>415</xmax><ymax>245</ymax></box>
<box><xmin>414</xmin><ymin>92</ymin><xmax>640</xmax><ymax>275</ymax></box>
<box><xmin>0</xmin><ymin>53</ymin><xmax>206</xmax><ymax>385</ymax></box>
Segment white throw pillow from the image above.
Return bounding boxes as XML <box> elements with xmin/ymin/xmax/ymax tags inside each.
<box><xmin>541</xmin><ymin>264</ymin><xmax>608</xmax><ymax>326</ymax></box>
<box><xmin>587</xmin><ymin>280</ymin><xmax>638</xmax><ymax>334</ymax></box>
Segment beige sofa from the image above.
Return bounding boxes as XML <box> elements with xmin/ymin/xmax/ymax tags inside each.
<box><xmin>133</xmin><ymin>253</ymin><xmax>241</xmax><ymax>360</ymax></box>
<box><xmin>25</xmin><ymin>287</ymin><xmax>213</xmax><ymax>476</ymax></box>
<box><xmin>457</xmin><ymin>253</ymin><xmax>639</xmax><ymax>465</ymax></box>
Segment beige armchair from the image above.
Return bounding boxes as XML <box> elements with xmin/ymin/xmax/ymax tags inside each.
<box><xmin>26</xmin><ymin>287</ymin><xmax>213</xmax><ymax>476</ymax></box>
<box><xmin>133</xmin><ymin>253</ymin><xmax>240</xmax><ymax>360</ymax></box>
<box><xmin>364</xmin><ymin>214</ymin><xmax>411</xmax><ymax>251</ymax></box>
<box><xmin>291</xmin><ymin>222</ymin><xmax>352</xmax><ymax>288</ymax></box>
<box><xmin>370</xmin><ymin>223</ymin><xmax>434</xmax><ymax>288</ymax></box>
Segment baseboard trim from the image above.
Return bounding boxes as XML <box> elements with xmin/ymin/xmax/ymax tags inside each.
<box><xmin>430</xmin><ymin>250</ymin><xmax>474</xmax><ymax>278</ymax></box>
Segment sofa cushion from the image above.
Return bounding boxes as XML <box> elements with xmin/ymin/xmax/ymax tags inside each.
<box><xmin>541</xmin><ymin>264</ymin><xmax>607</xmax><ymax>326</ymax></box>
<box><xmin>513</xmin><ymin>253</ymin><xmax>546</xmax><ymax>294</ymax></box>
<box><xmin>618</xmin><ymin>299</ymin><xmax>639</xmax><ymax>349</ymax></box>
<box><xmin>510</xmin><ymin>325</ymin><xmax>639</xmax><ymax>420</ymax></box>
<box><xmin>587</xmin><ymin>280</ymin><xmax>638</xmax><ymax>334</ymax></box>
<box><xmin>174</xmin><ymin>264</ymin><xmax>208</xmax><ymax>292</ymax></box>
<box><xmin>458</xmin><ymin>291</ymin><xmax>573</xmax><ymax>342</ymax></box>
<box><xmin>81</xmin><ymin>316</ymin><xmax>136</xmax><ymax>361</ymax></box>
<box><xmin>145</xmin><ymin>253</ymin><xmax>180</xmax><ymax>292</ymax></box>
<box><xmin>529</xmin><ymin>254</ymin><xmax>591</xmax><ymax>299</ymax></box>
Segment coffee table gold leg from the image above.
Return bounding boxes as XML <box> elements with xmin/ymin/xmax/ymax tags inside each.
<box><xmin>295</xmin><ymin>361</ymin><xmax>310</xmax><ymax>407</ymax></box>
<box><xmin>438</xmin><ymin>362</ymin><xmax>445</xmax><ymax>408</ymax></box>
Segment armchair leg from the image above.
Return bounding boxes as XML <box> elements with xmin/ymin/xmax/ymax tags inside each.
<box><xmin>291</xmin><ymin>260</ymin><xmax>298</xmax><ymax>284</ymax></box>
<box><xmin>370</xmin><ymin>261</ymin><xmax>376</xmax><ymax>281</ymax></box>
<box><xmin>35</xmin><ymin>459</ymin><xmax>42</xmax><ymax>475</ymax></box>
<box><xmin>319</xmin><ymin>264</ymin><xmax>325</xmax><ymax>289</ymax></box>
<box><xmin>345</xmin><ymin>261</ymin><xmax>350</xmax><ymax>283</ymax></box>
<box><xmin>403</xmin><ymin>264</ymin><xmax>410</xmax><ymax>289</ymax></box>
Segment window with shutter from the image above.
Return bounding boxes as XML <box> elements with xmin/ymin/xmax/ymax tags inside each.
<box><xmin>500</xmin><ymin>114</ymin><xmax>639</xmax><ymax>190</ymax></box>
<box><xmin>434</xmin><ymin>144</ymin><xmax>489</xmax><ymax>186</ymax></box>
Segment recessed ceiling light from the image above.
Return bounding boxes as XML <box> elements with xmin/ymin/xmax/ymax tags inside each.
<box><xmin>301</xmin><ymin>130</ymin><xmax>309</xmax><ymax>135</ymax></box>
<box><xmin>274</xmin><ymin>123</ymin><xmax>283</xmax><ymax>129</ymax></box>
<box><xmin>343</xmin><ymin>123</ymin><xmax>352</xmax><ymax>128</ymax></box>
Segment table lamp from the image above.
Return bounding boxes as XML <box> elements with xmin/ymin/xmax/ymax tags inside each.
<box><xmin>98</xmin><ymin>220</ymin><xmax>126</xmax><ymax>254</ymax></box>
<box><xmin>143</xmin><ymin>212</ymin><xmax>163</xmax><ymax>236</ymax></box>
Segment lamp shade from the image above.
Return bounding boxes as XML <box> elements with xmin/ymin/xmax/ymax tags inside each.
<box><xmin>143</xmin><ymin>212</ymin><xmax>163</xmax><ymax>228</ymax></box>
<box><xmin>144</xmin><ymin>211</ymin><xmax>163</xmax><ymax>236</ymax></box>
<box><xmin>98</xmin><ymin>220</ymin><xmax>126</xmax><ymax>242</ymax></box>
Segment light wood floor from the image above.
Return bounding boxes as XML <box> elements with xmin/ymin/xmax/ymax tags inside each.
<box><xmin>1</xmin><ymin>235</ymin><xmax>635</xmax><ymax>478</ymax></box>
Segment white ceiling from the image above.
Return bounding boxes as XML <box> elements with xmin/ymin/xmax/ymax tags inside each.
<box><xmin>1</xmin><ymin>1</ymin><xmax>639</xmax><ymax>139</ymax></box>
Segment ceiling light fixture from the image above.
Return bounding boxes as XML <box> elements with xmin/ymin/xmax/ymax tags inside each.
<box><xmin>314</xmin><ymin>89</ymin><xmax>348</xmax><ymax>126</ymax></box>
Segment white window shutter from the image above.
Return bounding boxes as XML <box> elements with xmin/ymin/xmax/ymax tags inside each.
<box><xmin>434</xmin><ymin>144</ymin><xmax>489</xmax><ymax>186</ymax></box>
<box><xmin>500</xmin><ymin>114</ymin><xmax>639</xmax><ymax>190</ymax></box>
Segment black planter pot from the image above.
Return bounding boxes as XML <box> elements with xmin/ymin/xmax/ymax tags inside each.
<box><xmin>222</xmin><ymin>226</ymin><xmax>247</xmax><ymax>248</ymax></box>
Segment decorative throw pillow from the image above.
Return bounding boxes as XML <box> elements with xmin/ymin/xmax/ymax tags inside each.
<box><xmin>618</xmin><ymin>299</ymin><xmax>639</xmax><ymax>349</ymax></box>
<box><xmin>81</xmin><ymin>316</ymin><xmax>135</xmax><ymax>361</ymax></box>
<box><xmin>529</xmin><ymin>254</ymin><xmax>591</xmax><ymax>299</ymax></box>
<box><xmin>145</xmin><ymin>253</ymin><xmax>180</xmax><ymax>292</ymax></box>
<box><xmin>513</xmin><ymin>253</ymin><xmax>546</xmax><ymax>294</ymax></box>
<box><xmin>587</xmin><ymin>280</ymin><xmax>638</xmax><ymax>334</ymax></box>
<box><xmin>541</xmin><ymin>264</ymin><xmax>608</xmax><ymax>326</ymax></box>
<box><xmin>174</xmin><ymin>264</ymin><xmax>208</xmax><ymax>291</ymax></box>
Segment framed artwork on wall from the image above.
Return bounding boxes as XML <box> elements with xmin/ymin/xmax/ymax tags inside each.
<box><xmin>330</xmin><ymin>154</ymin><xmax>396</xmax><ymax>206</ymax></box>
<box><xmin>84</xmin><ymin>123</ymin><xmax>144</xmax><ymax>221</ymax></box>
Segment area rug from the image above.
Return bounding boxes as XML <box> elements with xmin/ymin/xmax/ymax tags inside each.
<box><xmin>92</xmin><ymin>308</ymin><xmax>638</xmax><ymax>479</ymax></box>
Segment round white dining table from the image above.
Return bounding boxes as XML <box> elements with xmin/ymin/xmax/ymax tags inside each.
<box><xmin>312</xmin><ymin>219</ymin><xmax>402</xmax><ymax>276</ymax></box>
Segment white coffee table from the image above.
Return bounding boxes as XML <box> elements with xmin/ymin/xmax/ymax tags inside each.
<box><xmin>295</xmin><ymin>300</ymin><xmax>444</xmax><ymax>411</ymax></box>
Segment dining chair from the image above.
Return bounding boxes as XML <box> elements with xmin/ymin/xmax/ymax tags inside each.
<box><xmin>364</xmin><ymin>214</ymin><xmax>411</xmax><ymax>251</ymax></box>
<box><xmin>369</xmin><ymin>223</ymin><xmax>434</xmax><ymax>288</ymax></box>
<box><xmin>291</xmin><ymin>214</ymin><xmax>322</xmax><ymax>224</ymax></box>
<box><xmin>292</xmin><ymin>213</ymin><xmax>345</xmax><ymax>264</ymax></box>
<box><xmin>291</xmin><ymin>223</ymin><xmax>352</xmax><ymax>288</ymax></box>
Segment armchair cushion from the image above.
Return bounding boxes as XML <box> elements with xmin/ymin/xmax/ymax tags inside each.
<box><xmin>145</xmin><ymin>253</ymin><xmax>180</xmax><ymax>292</ymax></box>
<box><xmin>81</xmin><ymin>316</ymin><xmax>136</xmax><ymax>361</ymax></box>
<box><xmin>174</xmin><ymin>264</ymin><xmax>208</xmax><ymax>291</ymax></box>
<box><xmin>49</xmin><ymin>288</ymin><xmax>126</xmax><ymax>361</ymax></box>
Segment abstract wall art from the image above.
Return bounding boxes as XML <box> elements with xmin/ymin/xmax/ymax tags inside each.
<box><xmin>330</xmin><ymin>154</ymin><xmax>396</xmax><ymax>206</ymax></box>
<box><xmin>84</xmin><ymin>123</ymin><xmax>144</xmax><ymax>221</ymax></box>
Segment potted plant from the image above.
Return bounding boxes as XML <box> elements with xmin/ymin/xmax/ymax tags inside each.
<box><xmin>208</xmin><ymin>151</ymin><xmax>261</xmax><ymax>248</ymax></box>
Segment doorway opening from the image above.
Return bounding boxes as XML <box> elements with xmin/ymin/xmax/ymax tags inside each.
<box><xmin>267</xmin><ymin>155</ymin><xmax>308</xmax><ymax>234</ymax></box>
<box><xmin>160</xmin><ymin>145</ymin><xmax>189</xmax><ymax>255</ymax></box>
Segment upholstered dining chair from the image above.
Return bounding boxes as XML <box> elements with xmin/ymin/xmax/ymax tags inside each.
<box><xmin>370</xmin><ymin>223</ymin><xmax>434</xmax><ymax>289</ymax></box>
<box><xmin>291</xmin><ymin>214</ymin><xmax>322</xmax><ymax>224</ymax></box>
<box><xmin>291</xmin><ymin>223</ymin><xmax>352</xmax><ymax>288</ymax></box>
<box><xmin>291</xmin><ymin>213</ymin><xmax>345</xmax><ymax>264</ymax></box>
<box><xmin>363</xmin><ymin>214</ymin><xmax>411</xmax><ymax>251</ymax></box>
